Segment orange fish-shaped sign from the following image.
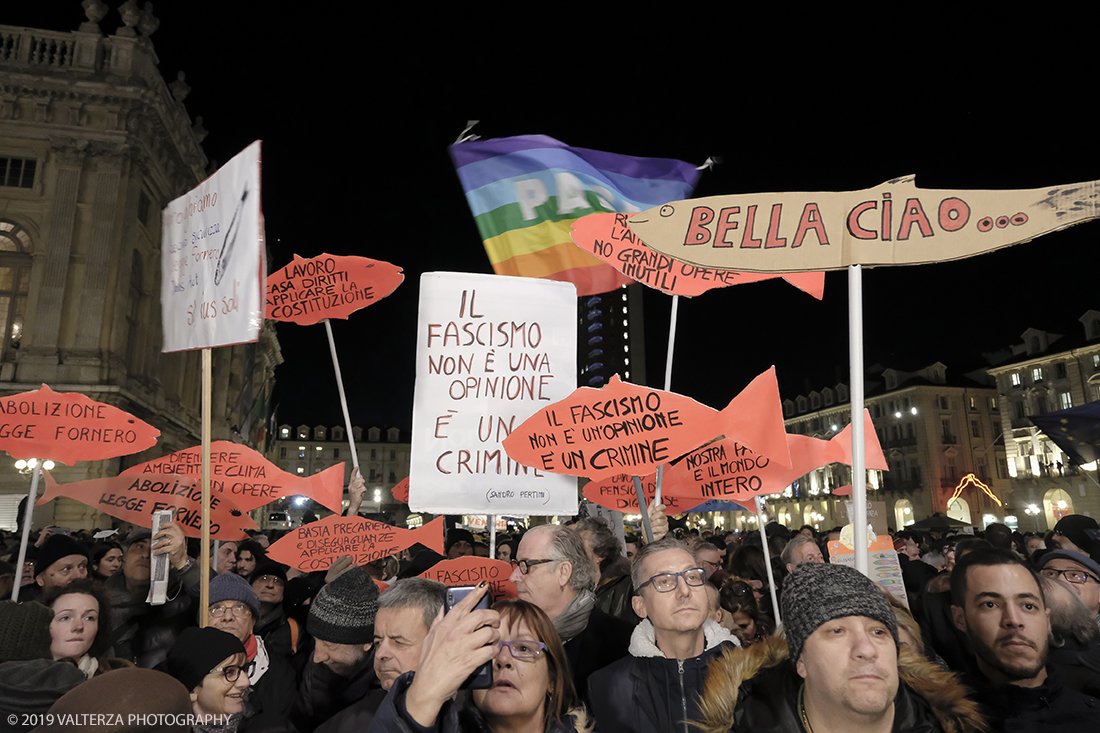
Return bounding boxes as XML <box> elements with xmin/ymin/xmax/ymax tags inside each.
<box><xmin>266</xmin><ymin>515</ymin><xmax>445</xmax><ymax>572</ymax></box>
<box><xmin>502</xmin><ymin>368</ymin><xmax>790</xmax><ymax>481</ymax></box>
<box><xmin>582</xmin><ymin>473</ymin><xmax>705</xmax><ymax>514</ymax></box>
<box><xmin>572</xmin><ymin>213</ymin><xmax>824</xmax><ymax>299</ymax></box>
<box><xmin>36</xmin><ymin>471</ymin><xmax>256</xmax><ymax>539</ymax></box>
<box><xmin>418</xmin><ymin>557</ymin><xmax>518</xmax><ymax>600</ymax></box>
<box><xmin>391</xmin><ymin>476</ymin><xmax>409</xmax><ymax>503</ymax></box>
<box><xmin>265</xmin><ymin>253</ymin><xmax>404</xmax><ymax>325</ymax></box>
<box><xmin>662</xmin><ymin>411</ymin><xmax>886</xmax><ymax>503</ymax></box>
<box><xmin>121</xmin><ymin>440</ymin><xmax>344</xmax><ymax>513</ymax></box>
<box><xmin>0</xmin><ymin>384</ymin><xmax>160</xmax><ymax>464</ymax></box>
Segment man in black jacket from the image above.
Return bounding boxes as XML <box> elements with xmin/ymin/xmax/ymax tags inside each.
<box><xmin>950</xmin><ymin>547</ymin><xmax>1098</xmax><ymax>731</ymax></box>
<box><xmin>588</xmin><ymin>537</ymin><xmax>738</xmax><ymax>733</ymax></box>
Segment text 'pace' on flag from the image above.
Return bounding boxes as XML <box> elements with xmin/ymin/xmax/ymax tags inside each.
<box><xmin>449</xmin><ymin>135</ymin><xmax>700</xmax><ymax>297</ymax></box>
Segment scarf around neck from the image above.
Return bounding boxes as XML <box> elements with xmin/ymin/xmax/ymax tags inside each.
<box><xmin>554</xmin><ymin>589</ymin><xmax>596</xmax><ymax>642</ymax></box>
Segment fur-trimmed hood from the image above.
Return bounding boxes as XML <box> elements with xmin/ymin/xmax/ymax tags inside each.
<box><xmin>628</xmin><ymin>618</ymin><xmax>741</xmax><ymax>658</ymax></box>
<box><xmin>694</xmin><ymin>636</ymin><xmax>989</xmax><ymax>733</ymax></box>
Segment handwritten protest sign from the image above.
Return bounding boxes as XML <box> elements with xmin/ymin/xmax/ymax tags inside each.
<box><xmin>836</xmin><ymin>499</ymin><xmax>889</xmax><ymax>536</ymax></box>
<box><xmin>265</xmin><ymin>254</ymin><xmax>404</xmax><ymax>325</ymax></box>
<box><xmin>266</xmin><ymin>515</ymin><xmax>445</xmax><ymax>571</ymax></box>
<box><xmin>627</xmin><ymin>176</ymin><xmax>1100</xmax><ymax>273</ymax></box>
<box><xmin>410</xmin><ymin>273</ymin><xmax>577</xmax><ymax>515</ymax></box>
<box><xmin>37</xmin><ymin>471</ymin><xmax>256</xmax><ymax>539</ymax></box>
<box><xmin>571</xmin><ymin>213</ymin><xmax>825</xmax><ymax>299</ymax></box>
<box><xmin>662</xmin><ymin>412</ymin><xmax>885</xmax><ymax>503</ymax></box>
<box><xmin>0</xmin><ymin>385</ymin><xmax>159</xmax><ymax>463</ymax></box>
<box><xmin>162</xmin><ymin>141</ymin><xmax>264</xmax><ymax>352</ymax></box>
<box><xmin>120</xmin><ymin>440</ymin><xmax>344</xmax><ymax>513</ymax></box>
<box><xmin>419</xmin><ymin>557</ymin><xmax>518</xmax><ymax>599</ymax></box>
<box><xmin>828</xmin><ymin>534</ymin><xmax>908</xmax><ymax>608</ymax></box>
<box><xmin>582</xmin><ymin>473</ymin><xmax>703</xmax><ymax>514</ymax></box>
<box><xmin>503</xmin><ymin>368</ymin><xmax>790</xmax><ymax>482</ymax></box>
<box><xmin>391</xmin><ymin>476</ymin><xmax>409</xmax><ymax>503</ymax></box>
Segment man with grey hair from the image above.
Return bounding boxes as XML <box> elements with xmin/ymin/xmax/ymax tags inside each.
<box><xmin>313</xmin><ymin>578</ymin><xmax>447</xmax><ymax>732</ymax></box>
<box><xmin>589</xmin><ymin>536</ymin><xmax>738</xmax><ymax>733</ymax></box>
<box><xmin>781</xmin><ymin>535</ymin><xmax>823</xmax><ymax>574</ymax></box>
<box><xmin>509</xmin><ymin>523</ymin><xmax>635</xmax><ymax>694</ymax></box>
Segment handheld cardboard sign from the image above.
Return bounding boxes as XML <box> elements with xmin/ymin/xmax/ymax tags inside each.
<box><xmin>121</xmin><ymin>440</ymin><xmax>344</xmax><ymax>513</ymax></box>
<box><xmin>265</xmin><ymin>253</ymin><xmax>404</xmax><ymax>325</ymax></box>
<box><xmin>266</xmin><ymin>515</ymin><xmax>445</xmax><ymax>571</ymax></box>
<box><xmin>37</xmin><ymin>471</ymin><xmax>256</xmax><ymax>539</ymax></box>
<box><xmin>581</xmin><ymin>472</ymin><xmax>704</xmax><ymax>514</ymax></box>
<box><xmin>391</xmin><ymin>476</ymin><xmax>409</xmax><ymax>503</ymax></box>
<box><xmin>418</xmin><ymin>556</ymin><xmax>518</xmax><ymax>600</ymax></box>
<box><xmin>502</xmin><ymin>368</ymin><xmax>790</xmax><ymax>481</ymax></box>
<box><xmin>0</xmin><ymin>385</ymin><xmax>160</xmax><ymax>464</ymax></box>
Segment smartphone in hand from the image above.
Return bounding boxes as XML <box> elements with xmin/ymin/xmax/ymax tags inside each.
<box><xmin>445</xmin><ymin>585</ymin><xmax>493</xmax><ymax>689</ymax></box>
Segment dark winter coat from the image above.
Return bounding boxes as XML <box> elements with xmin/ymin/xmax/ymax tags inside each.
<box><xmin>966</xmin><ymin>664</ymin><xmax>1099</xmax><ymax>733</ymax></box>
<box><xmin>587</xmin><ymin>618</ymin><xmax>737</xmax><ymax>733</ymax></box>
<box><xmin>562</xmin><ymin>606</ymin><xmax>634</xmax><ymax>699</ymax></box>
<box><xmin>693</xmin><ymin>636</ymin><xmax>989</xmax><ymax>733</ymax></box>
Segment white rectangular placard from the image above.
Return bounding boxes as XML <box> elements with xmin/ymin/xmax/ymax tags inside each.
<box><xmin>411</xmin><ymin>272</ymin><xmax>578</xmax><ymax>515</ymax></box>
<box><xmin>162</xmin><ymin>140</ymin><xmax>264</xmax><ymax>352</ymax></box>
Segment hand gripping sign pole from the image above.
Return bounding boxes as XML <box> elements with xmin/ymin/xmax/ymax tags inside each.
<box><xmin>849</xmin><ymin>266</ymin><xmax>869</xmax><ymax>575</ymax></box>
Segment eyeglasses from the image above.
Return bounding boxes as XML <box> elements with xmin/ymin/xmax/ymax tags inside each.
<box><xmin>511</xmin><ymin>559</ymin><xmax>558</xmax><ymax>574</ymax></box>
<box><xmin>254</xmin><ymin>575</ymin><xmax>285</xmax><ymax>586</ymax></box>
<box><xmin>210</xmin><ymin>661</ymin><xmax>254</xmax><ymax>682</ymax></box>
<box><xmin>210</xmin><ymin>602</ymin><xmax>250</xmax><ymax>617</ymax></box>
<box><xmin>498</xmin><ymin>640</ymin><xmax>547</xmax><ymax>660</ymax></box>
<box><xmin>1041</xmin><ymin>567</ymin><xmax>1100</xmax><ymax>585</ymax></box>
<box><xmin>638</xmin><ymin>567</ymin><xmax>707</xmax><ymax>593</ymax></box>
<box><xmin>700</xmin><ymin>559</ymin><xmax>723</xmax><ymax>570</ymax></box>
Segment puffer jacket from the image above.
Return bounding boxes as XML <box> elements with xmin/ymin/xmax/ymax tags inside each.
<box><xmin>587</xmin><ymin>618</ymin><xmax>738</xmax><ymax>733</ymax></box>
<box><xmin>365</xmin><ymin>671</ymin><xmax>593</xmax><ymax>733</ymax></box>
<box><xmin>693</xmin><ymin>636</ymin><xmax>989</xmax><ymax>733</ymax></box>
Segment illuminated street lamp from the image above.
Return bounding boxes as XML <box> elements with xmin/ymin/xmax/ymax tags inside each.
<box><xmin>1024</xmin><ymin>503</ymin><xmax>1041</xmax><ymax>532</ymax></box>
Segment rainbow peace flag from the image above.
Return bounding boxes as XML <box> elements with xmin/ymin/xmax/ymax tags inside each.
<box><xmin>450</xmin><ymin>135</ymin><xmax>700</xmax><ymax>297</ymax></box>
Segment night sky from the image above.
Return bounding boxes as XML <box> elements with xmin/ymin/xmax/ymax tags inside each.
<box><xmin>8</xmin><ymin>4</ymin><xmax>1099</xmax><ymax>432</ymax></box>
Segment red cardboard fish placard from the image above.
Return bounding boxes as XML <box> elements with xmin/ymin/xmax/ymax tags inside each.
<box><xmin>662</xmin><ymin>411</ymin><xmax>886</xmax><ymax>503</ymax></box>
<box><xmin>572</xmin><ymin>213</ymin><xmax>824</xmax><ymax>299</ymax></box>
<box><xmin>265</xmin><ymin>253</ymin><xmax>404</xmax><ymax>325</ymax></box>
<box><xmin>418</xmin><ymin>557</ymin><xmax>518</xmax><ymax>600</ymax></box>
<box><xmin>36</xmin><ymin>471</ymin><xmax>256</xmax><ymax>539</ymax></box>
<box><xmin>0</xmin><ymin>384</ymin><xmax>160</xmax><ymax>464</ymax></box>
<box><xmin>582</xmin><ymin>472</ymin><xmax>706</xmax><ymax>514</ymax></box>
<box><xmin>502</xmin><ymin>368</ymin><xmax>790</xmax><ymax>481</ymax></box>
<box><xmin>391</xmin><ymin>476</ymin><xmax>409</xmax><ymax>503</ymax></box>
<box><xmin>266</xmin><ymin>515</ymin><xmax>445</xmax><ymax>572</ymax></box>
<box><xmin>121</xmin><ymin>440</ymin><xmax>344</xmax><ymax>513</ymax></box>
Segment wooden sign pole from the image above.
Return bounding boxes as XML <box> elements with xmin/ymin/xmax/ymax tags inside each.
<box><xmin>10</xmin><ymin>461</ymin><xmax>42</xmax><ymax>601</ymax></box>
<box><xmin>654</xmin><ymin>294</ymin><xmax>680</xmax><ymax>505</ymax></box>
<box><xmin>755</xmin><ymin>495</ymin><xmax>781</xmax><ymax>628</ymax></box>
<box><xmin>200</xmin><ymin>348</ymin><xmax>212</xmax><ymax>625</ymax></box>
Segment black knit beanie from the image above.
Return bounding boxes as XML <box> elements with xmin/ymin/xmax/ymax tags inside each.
<box><xmin>780</xmin><ymin>561</ymin><xmax>899</xmax><ymax>663</ymax></box>
<box><xmin>0</xmin><ymin>600</ymin><xmax>54</xmax><ymax>661</ymax></box>
<box><xmin>306</xmin><ymin>566</ymin><xmax>378</xmax><ymax>644</ymax></box>
<box><xmin>165</xmin><ymin>626</ymin><xmax>246</xmax><ymax>692</ymax></box>
<box><xmin>35</xmin><ymin>535</ymin><xmax>89</xmax><ymax>578</ymax></box>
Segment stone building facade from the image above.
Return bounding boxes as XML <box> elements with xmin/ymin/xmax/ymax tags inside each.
<box><xmin>986</xmin><ymin>311</ymin><xmax>1100</xmax><ymax>531</ymax></box>
<box><xmin>0</xmin><ymin>10</ymin><xmax>280</xmax><ymax>530</ymax></box>
<box><xmin>269</xmin><ymin>423</ymin><xmax>409</xmax><ymax>520</ymax></box>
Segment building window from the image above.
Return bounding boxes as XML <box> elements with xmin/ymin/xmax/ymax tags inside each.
<box><xmin>0</xmin><ymin>220</ymin><xmax>32</xmax><ymax>361</ymax></box>
<box><xmin>389</xmin><ymin>450</ymin><xmax>395</xmax><ymax>461</ymax></box>
<box><xmin>1032</xmin><ymin>367</ymin><xmax>1043</xmax><ymax>382</ymax></box>
<box><xmin>370</xmin><ymin>449</ymin><xmax>377</xmax><ymax>460</ymax></box>
<box><xmin>1011</xmin><ymin>372</ymin><xmax>1022</xmax><ymax>387</ymax></box>
<box><xmin>971</xmin><ymin>420</ymin><xmax>981</xmax><ymax>437</ymax></box>
<box><xmin>279</xmin><ymin>447</ymin><xmax>286</xmax><ymax>458</ymax></box>
<box><xmin>280</xmin><ymin>427</ymin><xmax>290</xmax><ymax>438</ymax></box>
<box><xmin>333</xmin><ymin>448</ymin><xmax>340</xmax><ymax>459</ymax></box>
<box><xmin>1060</xmin><ymin>392</ymin><xmax>1073</xmax><ymax>410</ymax></box>
<box><xmin>0</xmin><ymin>157</ymin><xmax>36</xmax><ymax>188</ymax></box>
<box><xmin>938</xmin><ymin>396</ymin><xmax>949</xmax><ymax>410</ymax></box>
<box><xmin>990</xmin><ymin>398</ymin><xmax>999</xmax><ymax>411</ymax></box>
<box><xmin>969</xmin><ymin>397</ymin><xmax>977</xmax><ymax>411</ymax></box>
<box><xmin>137</xmin><ymin>190</ymin><xmax>151</xmax><ymax>225</ymax></box>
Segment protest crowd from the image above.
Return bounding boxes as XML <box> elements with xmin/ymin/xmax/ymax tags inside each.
<box><xmin>2</xmin><ymin>463</ymin><xmax>1099</xmax><ymax>733</ymax></box>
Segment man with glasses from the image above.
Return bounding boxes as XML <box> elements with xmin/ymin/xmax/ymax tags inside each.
<box><xmin>588</xmin><ymin>537</ymin><xmax>738</xmax><ymax>733</ymax></box>
<box><xmin>206</xmin><ymin>572</ymin><xmax>299</xmax><ymax>726</ymax></box>
<box><xmin>508</xmin><ymin>524</ymin><xmax>634</xmax><ymax>695</ymax></box>
<box><xmin>1039</xmin><ymin>550</ymin><xmax>1100</xmax><ymax>627</ymax></box>
<box><xmin>693</xmin><ymin>538</ymin><xmax>727</xmax><ymax>582</ymax></box>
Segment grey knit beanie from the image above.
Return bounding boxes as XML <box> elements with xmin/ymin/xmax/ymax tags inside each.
<box><xmin>780</xmin><ymin>562</ymin><xmax>898</xmax><ymax>662</ymax></box>
<box><xmin>307</xmin><ymin>566</ymin><xmax>379</xmax><ymax>644</ymax></box>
